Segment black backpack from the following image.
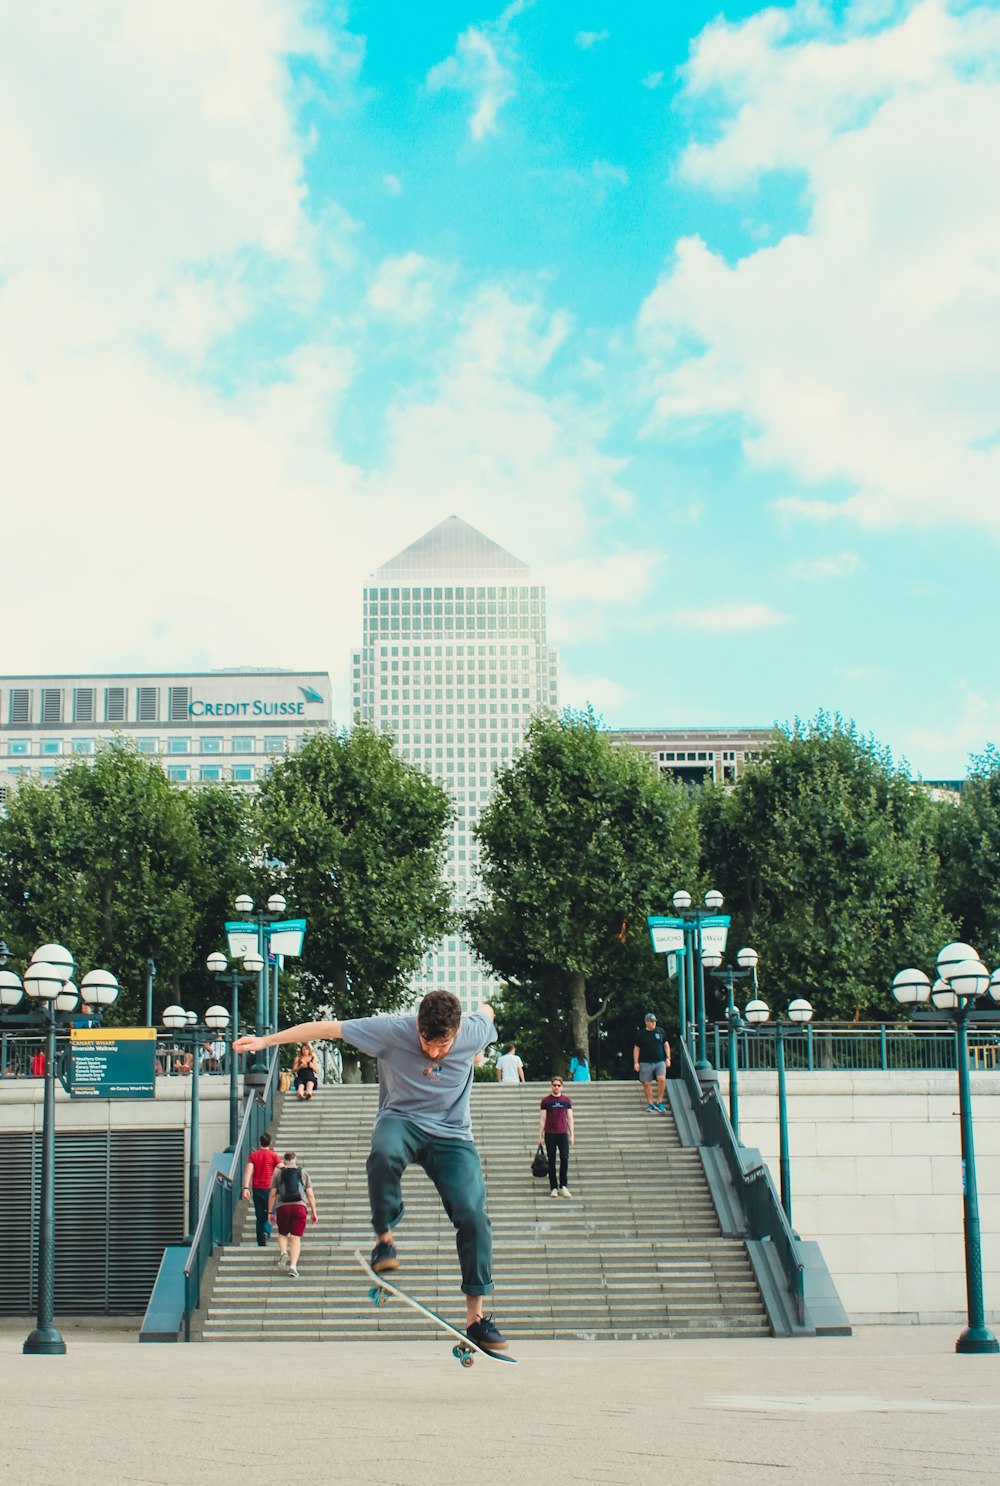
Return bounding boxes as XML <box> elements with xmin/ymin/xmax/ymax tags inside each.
<box><xmin>278</xmin><ymin>1166</ymin><xmax>305</xmax><ymax>1204</ymax></box>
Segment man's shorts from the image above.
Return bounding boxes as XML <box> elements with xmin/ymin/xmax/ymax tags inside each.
<box><xmin>639</xmin><ymin>1060</ymin><xmax>666</xmax><ymax>1082</ymax></box>
<box><xmin>276</xmin><ymin>1203</ymin><xmax>307</xmax><ymax>1237</ymax></box>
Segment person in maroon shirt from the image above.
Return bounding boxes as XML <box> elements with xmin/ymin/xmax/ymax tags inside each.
<box><xmin>538</xmin><ymin>1076</ymin><xmax>575</xmax><ymax>1198</ymax></box>
<box><xmin>242</xmin><ymin>1132</ymin><xmax>282</xmax><ymax>1246</ymax></box>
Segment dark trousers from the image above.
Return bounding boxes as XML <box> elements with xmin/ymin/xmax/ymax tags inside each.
<box><xmin>251</xmin><ymin>1187</ymin><xmax>272</xmax><ymax>1245</ymax></box>
<box><xmin>545</xmin><ymin>1132</ymin><xmax>569</xmax><ymax>1190</ymax></box>
<box><xmin>366</xmin><ymin>1114</ymin><xmax>493</xmax><ymax>1296</ymax></box>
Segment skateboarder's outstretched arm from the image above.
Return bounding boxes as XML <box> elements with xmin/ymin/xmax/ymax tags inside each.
<box><xmin>234</xmin><ymin>1019</ymin><xmax>342</xmax><ymax>1055</ymax></box>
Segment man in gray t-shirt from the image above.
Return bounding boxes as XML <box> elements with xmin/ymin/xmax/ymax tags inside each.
<box><xmin>234</xmin><ymin>990</ymin><xmax>508</xmax><ymax>1354</ymax></box>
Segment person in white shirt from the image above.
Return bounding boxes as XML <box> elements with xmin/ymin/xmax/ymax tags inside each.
<box><xmin>496</xmin><ymin>1044</ymin><xmax>525</xmax><ymax>1084</ymax></box>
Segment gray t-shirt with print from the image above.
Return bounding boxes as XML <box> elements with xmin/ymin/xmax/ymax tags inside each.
<box><xmin>339</xmin><ymin>1011</ymin><xmax>497</xmax><ymax>1142</ymax></box>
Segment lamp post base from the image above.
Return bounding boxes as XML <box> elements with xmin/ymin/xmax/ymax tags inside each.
<box><xmin>23</xmin><ymin>1325</ymin><xmax>67</xmax><ymax>1356</ymax></box>
<box><xmin>955</xmin><ymin>1325</ymin><xmax>999</xmax><ymax>1355</ymax></box>
<box><xmin>696</xmin><ymin>1064</ymin><xmax>720</xmax><ymax>1092</ymax></box>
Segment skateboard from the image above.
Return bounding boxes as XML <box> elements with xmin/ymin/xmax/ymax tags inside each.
<box><xmin>353</xmin><ymin>1249</ymin><xmax>518</xmax><ymax>1368</ymax></box>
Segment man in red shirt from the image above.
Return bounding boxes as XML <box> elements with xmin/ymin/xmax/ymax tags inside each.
<box><xmin>242</xmin><ymin>1132</ymin><xmax>282</xmax><ymax>1246</ymax></box>
<box><xmin>538</xmin><ymin>1076</ymin><xmax>575</xmax><ymax>1198</ymax></box>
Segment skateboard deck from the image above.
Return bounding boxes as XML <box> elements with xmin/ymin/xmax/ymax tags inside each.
<box><xmin>353</xmin><ymin>1249</ymin><xmax>518</xmax><ymax>1367</ymax></box>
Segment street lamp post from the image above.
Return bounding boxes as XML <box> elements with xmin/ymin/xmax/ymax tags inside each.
<box><xmin>206</xmin><ymin>950</ymin><xmax>262</xmax><ymax>1149</ymax></box>
<box><xmin>743</xmin><ymin>993</ymin><xmax>813</xmax><ymax>1225</ymax></box>
<box><xmin>705</xmin><ymin>947</ymin><xmax>759</xmax><ymax>1141</ymax></box>
<box><xmin>163</xmin><ymin>1003</ymin><xmax>231</xmax><ymax>1236</ymax></box>
<box><xmin>144</xmin><ymin>958</ymin><xmax>156</xmax><ymax>1027</ymax></box>
<box><xmin>233</xmin><ymin>893</ymin><xmax>287</xmax><ymax>1075</ymax></box>
<box><xmin>671</xmin><ymin>888</ymin><xmax>725</xmax><ymax>1076</ymax></box>
<box><xmin>0</xmin><ymin>945</ymin><xmax>120</xmax><ymax>1357</ymax></box>
<box><xmin>892</xmin><ymin>943</ymin><xmax>1000</xmax><ymax>1355</ymax></box>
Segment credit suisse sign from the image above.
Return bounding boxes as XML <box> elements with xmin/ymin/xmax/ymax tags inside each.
<box><xmin>190</xmin><ymin>699</ymin><xmax>310</xmax><ymax>717</ymax></box>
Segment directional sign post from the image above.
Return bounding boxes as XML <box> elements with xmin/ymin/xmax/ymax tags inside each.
<box><xmin>69</xmin><ymin>1027</ymin><xmax>156</xmax><ymax>1099</ymax></box>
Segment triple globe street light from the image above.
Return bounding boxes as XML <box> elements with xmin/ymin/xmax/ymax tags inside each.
<box><xmin>162</xmin><ymin>1002</ymin><xmax>230</xmax><ymax>1237</ymax></box>
<box><xmin>702</xmin><ymin>946</ymin><xmax>759</xmax><ymax>1141</ymax></box>
<box><xmin>892</xmin><ymin>941</ymin><xmax>1000</xmax><ymax>1356</ymax></box>
<box><xmin>0</xmin><ymin>943</ymin><xmax>120</xmax><ymax>1357</ymax></box>
<box><xmin>671</xmin><ymin>887</ymin><xmax>725</xmax><ymax>1075</ymax></box>
<box><xmin>742</xmin><ymin>993</ymin><xmax>814</xmax><ymax>1227</ymax></box>
<box><xmin>206</xmin><ymin>949</ymin><xmax>263</xmax><ymax>1148</ymax></box>
<box><xmin>234</xmin><ymin>893</ymin><xmax>287</xmax><ymax>1076</ymax></box>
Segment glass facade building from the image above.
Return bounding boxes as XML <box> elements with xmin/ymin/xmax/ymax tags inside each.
<box><xmin>353</xmin><ymin>515</ymin><xmax>559</xmax><ymax>1011</ymax></box>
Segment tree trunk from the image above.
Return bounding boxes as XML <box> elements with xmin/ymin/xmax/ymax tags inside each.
<box><xmin>568</xmin><ymin>972</ymin><xmax>611</xmax><ymax>1070</ymax></box>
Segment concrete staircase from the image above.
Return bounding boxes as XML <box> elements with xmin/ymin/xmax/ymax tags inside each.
<box><xmin>201</xmin><ymin>1082</ymin><xmax>770</xmax><ymax>1341</ymax></box>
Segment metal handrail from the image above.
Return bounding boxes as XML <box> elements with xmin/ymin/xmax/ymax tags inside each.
<box><xmin>707</xmin><ymin>1020</ymin><xmax>971</xmax><ymax>1073</ymax></box>
<box><xmin>182</xmin><ymin>1053</ymin><xmax>279</xmax><ymax>1340</ymax></box>
<box><xmin>678</xmin><ymin>1039</ymin><xmax>805</xmax><ymax>1326</ymax></box>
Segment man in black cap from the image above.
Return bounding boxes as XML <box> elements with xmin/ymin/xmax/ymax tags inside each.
<box><xmin>632</xmin><ymin>1012</ymin><xmax>670</xmax><ymax>1113</ymax></box>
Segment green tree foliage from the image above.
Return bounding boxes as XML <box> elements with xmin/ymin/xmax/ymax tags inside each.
<box><xmin>697</xmin><ymin>714</ymin><xmax>953</xmax><ymax>1021</ymax></box>
<box><xmin>467</xmin><ymin>710</ymin><xmax>700</xmax><ymax>1067</ymax></box>
<box><xmin>935</xmin><ymin>745</ymin><xmax>1000</xmax><ymax>967</ymax></box>
<box><xmin>255</xmin><ymin>727</ymin><xmax>455</xmax><ymax>1028</ymax></box>
<box><xmin>0</xmin><ymin>742</ymin><xmax>243</xmax><ymax>1022</ymax></box>
<box><xmin>177</xmin><ymin>783</ymin><xmax>256</xmax><ymax>1010</ymax></box>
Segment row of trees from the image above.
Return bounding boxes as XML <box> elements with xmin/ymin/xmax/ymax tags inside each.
<box><xmin>1</xmin><ymin>714</ymin><xmax>997</xmax><ymax>1074</ymax></box>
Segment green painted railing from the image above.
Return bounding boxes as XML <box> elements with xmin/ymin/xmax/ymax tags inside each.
<box><xmin>181</xmin><ymin>1053</ymin><xmax>279</xmax><ymax>1341</ymax></box>
<box><xmin>706</xmin><ymin>1021</ymin><xmax>992</xmax><ymax>1073</ymax></box>
<box><xmin>678</xmin><ymin>1039</ymin><xmax>805</xmax><ymax>1327</ymax></box>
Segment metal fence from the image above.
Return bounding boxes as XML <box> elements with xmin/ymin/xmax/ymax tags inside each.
<box><xmin>182</xmin><ymin>1052</ymin><xmax>279</xmax><ymax>1340</ymax></box>
<box><xmin>706</xmin><ymin>1021</ymin><xmax>1000</xmax><ymax>1074</ymax></box>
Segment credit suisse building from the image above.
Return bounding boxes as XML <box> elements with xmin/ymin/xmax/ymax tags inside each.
<box><xmin>0</xmin><ymin>669</ymin><xmax>332</xmax><ymax>790</ymax></box>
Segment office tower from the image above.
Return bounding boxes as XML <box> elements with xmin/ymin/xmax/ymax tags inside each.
<box><xmin>352</xmin><ymin>515</ymin><xmax>559</xmax><ymax>1010</ymax></box>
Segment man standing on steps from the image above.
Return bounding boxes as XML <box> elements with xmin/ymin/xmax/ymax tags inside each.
<box><xmin>633</xmin><ymin>1012</ymin><xmax>671</xmax><ymax>1113</ymax></box>
<box><xmin>496</xmin><ymin>1043</ymin><xmax>525</xmax><ymax>1084</ymax></box>
<box><xmin>242</xmin><ymin>1131</ymin><xmax>281</xmax><ymax>1246</ymax></box>
<box><xmin>267</xmin><ymin>1151</ymin><xmax>317</xmax><ymax>1278</ymax></box>
<box><xmin>538</xmin><ymin>1075</ymin><xmax>575</xmax><ymax>1197</ymax></box>
<box><xmin>234</xmin><ymin>991</ymin><xmax>509</xmax><ymax>1354</ymax></box>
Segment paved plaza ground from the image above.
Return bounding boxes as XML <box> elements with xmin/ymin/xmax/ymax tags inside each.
<box><xmin>2</xmin><ymin>1322</ymin><xmax>998</xmax><ymax>1485</ymax></box>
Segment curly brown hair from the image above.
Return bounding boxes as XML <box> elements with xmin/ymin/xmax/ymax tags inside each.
<box><xmin>416</xmin><ymin>990</ymin><xmax>462</xmax><ymax>1041</ymax></box>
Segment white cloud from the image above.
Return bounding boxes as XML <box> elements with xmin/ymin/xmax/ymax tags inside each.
<box><xmin>559</xmin><ymin>670</ymin><xmax>632</xmax><ymax>715</ymax></box>
<box><xmin>787</xmin><ymin>552</ymin><xmax>862</xmax><ymax>579</ymax></box>
<box><xmin>382</xmin><ymin>173</ymin><xmax>404</xmax><ymax>196</ymax></box>
<box><xmin>576</xmin><ymin>30</ymin><xmax>610</xmax><ymax>50</ymax></box>
<box><xmin>670</xmin><ymin>603</ymin><xmax>792</xmax><ymax>633</ymax></box>
<box><xmin>427</xmin><ymin>8</ymin><xmax>522</xmax><ymax>141</ymax></box>
<box><xmin>593</xmin><ymin>159</ymin><xmax>629</xmax><ymax>188</ymax></box>
<box><xmin>642</xmin><ymin>71</ymin><xmax>665</xmax><ymax>90</ymax></box>
<box><xmin>640</xmin><ymin>0</ymin><xmax>1000</xmax><ymax>537</ymax></box>
<box><xmin>901</xmin><ymin>682</ymin><xmax>1000</xmax><ymax>777</ymax></box>
<box><xmin>367</xmin><ymin>253</ymin><xmax>444</xmax><ymax>323</ymax></box>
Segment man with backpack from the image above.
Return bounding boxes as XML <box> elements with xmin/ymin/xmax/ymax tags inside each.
<box><xmin>267</xmin><ymin>1151</ymin><xmax>317</xmax><ymax>1278</ymax></box>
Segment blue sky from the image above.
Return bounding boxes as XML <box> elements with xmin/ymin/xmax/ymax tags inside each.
<box><xmin>2</xmin><ymin>0</ymin><xmax>999</xmax><ymax>776</ymax></box>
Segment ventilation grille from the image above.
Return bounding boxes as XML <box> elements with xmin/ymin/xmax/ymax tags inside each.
<box><xmin>73</xmin><ymin>687</ymin><xmax>96</xmax><ymax>724</ymax></box>
<box><xmin>105</xmin><ymin>687</ymin><xmax>127</xmax><ymax>723</ymax></box>
<box><xmin>40</xmin><ymin>688</ymin><xmax>63</xmax><ymax>724</ymax></box>
<box><xmin>137</xmin><ymin>686</ymin><xmax>159</xmax><ymax>722</ymax></box>
<box><xmin>168</xmin><ymin>686</ymin><xmax>191</xmax><ymax>721</ymax></box>
<box><xmin>0</xmin><ymin>1128</ymin><xmax>185</xmax><ymax>1315</ymax></box>
<box><xmin>9</xmin><ymin>689</ymin><xmax>30</xmax><ymax>725</ymax></box>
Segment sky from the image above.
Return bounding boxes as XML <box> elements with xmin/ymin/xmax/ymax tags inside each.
<box><xmin>2</xmin><ymin>0</ymin><xmax>999</xmax><ymax>778</ymax></box>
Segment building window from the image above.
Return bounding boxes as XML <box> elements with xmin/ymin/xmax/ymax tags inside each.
<box><xmin>264</xmin><ymin>736</ymin><xmax>286</xmax><ymax>754</ymax></box>
<box><xmin>232</xmin><ymin>766</ymin><xmax>254</xmax><ymax>782</ymax></box>
<box><xmin>200</xmin><ymin>767</ymin><xmax>221</xmax><ymax>782</ymax></box>
<box><xmin>168</xmin><ymin>686</ymin><xmax>191</xmax><ymax>722</ymax></box>
<box><xmin>168</xmin><ymin>738</ymin><xmax>189</xmax><ymax>754</ymax></box>
<box><xmin>9</xmin><ymin>740</ymin><xmax>29</xmax><ymax>756</ymax></box>
<box><xmin>9</xmin><ymin>689</ymin><xmax>31</xmax><ymax>725</ymax></box>
<box><xmin>41</xmin><ymin>740</ymin><xmax>61</xmax><ymax>756</ymax></box>
<box><xmin>137</xmin><ymin>738</ymin><xmax>159</xmax><ymax>755</ymax></box>
<box><xmin>73</xmin><ymin>687</ymin><xmax>96</xmax><ymax>724</ymax></box>
<box><xmin>39</xmin><ymin>767</ymin><xmax>57</xmax><ymax>779</ymax></box>
<box><xmin>137</xmin><ymin>686</ymin><xmax>159</xmax><ymax>721</ymax></box>
<box><xmin>201</xmin><ymin>738</ymin><xmax>222</xmax><ymax>754</ymax></box>
<box><xmin>231</xmin><ymin>737</ymin><xmax>254</xmax><ymax>753</ymax></box>
<box><xmin>72</xmin><ymin>739</ymin><xmax>94</xmax><ymax>755</ymax></box>
<box><xmin>166</xmin><ymin>766</ymin><xmax>189</xmax><ymax>782</ymax></box>
<box><xmin>105</xmin><ymin>687</ymin><xmax>127</xmax><ymax>722</ymax></box>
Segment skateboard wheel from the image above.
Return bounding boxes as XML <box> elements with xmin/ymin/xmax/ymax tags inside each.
<box><xmin>460</xmin><ymin>1353</ymin><xmax>475</xmax><ymax>1368</ymax></box>
<box><xmin>368</xmin><ymin>1286</ymin><xmax>389</xmax><ymax>1308</ymax></box>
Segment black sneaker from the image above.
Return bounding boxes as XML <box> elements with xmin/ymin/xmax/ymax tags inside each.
<box><xmin>466</xmin><ymin>1314</ymin><xmax>508</xmax><ymax>1352</ymax></box>
<box><xmin>371</xmin><ymin>1241</ymin><xmax>399</xmax><ymax>1273</ymax></box>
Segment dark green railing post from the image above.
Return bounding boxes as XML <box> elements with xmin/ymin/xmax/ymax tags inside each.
<box><xmin>23</xmin><ymin>1012</ymin><xmax>65</xmax><ymax>1356</ymax></box>
<box><xmin>954</xmin><ymin>1007</ymin><xmax>999</xmax><ymax>1354</ymax></box>
<box><xmin>775</xmin><ymin>1021</ymin><xmax>792</xmax><ymax>1225</ymax></box>
<box><xmin>187</xmin><ymin>1043</ymin><xmax>201</xmax><ymax>1238</ymax></box>
<box><xmin>879</xmin><ymin>1023</ymin><xmax>888</xmax><ymax>1071</ymax></box>
<box><xmin>727</xmin><ymin>1002</ymin><xmax>740</xmax><ymax>1141</ymax></box>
